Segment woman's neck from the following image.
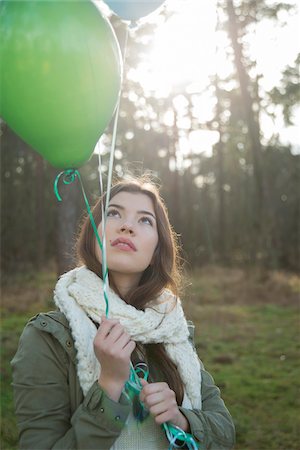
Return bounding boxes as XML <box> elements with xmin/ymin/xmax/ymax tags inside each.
<box><xmin>109</xmin><ymin>271</ymin><xmax>142</xmax><ymax>299</ymax></box>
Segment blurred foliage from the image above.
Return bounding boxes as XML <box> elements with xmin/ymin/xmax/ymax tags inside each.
<box><xmin>269</xmin><ymin>54</ymin><xmax>300</xmax><ymax>125</ymax></box>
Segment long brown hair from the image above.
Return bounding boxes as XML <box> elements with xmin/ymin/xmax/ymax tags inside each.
<box><xmin>76</xmin><ymin>175</ymin><xmax>184</xmax><ymax>405</ymax></box>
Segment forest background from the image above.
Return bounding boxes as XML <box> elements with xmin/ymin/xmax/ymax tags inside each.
<box><xmin>1</xmin><ymin>0</ymin><xmax>299</xmax><ymax>449</ymax></box>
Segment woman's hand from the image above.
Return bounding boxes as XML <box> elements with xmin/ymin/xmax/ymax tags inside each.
<box><xmin>94</xmin><ymin>316</ymin><xmax>136</xmax><ymax>401</ymax></box>
<box><xmin>139</xmin><ymin>379</ymin><xmax>190</xmax><ymax>431</ymax></box>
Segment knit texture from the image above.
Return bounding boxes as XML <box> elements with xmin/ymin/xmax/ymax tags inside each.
<box><xmin>111</xmin><ymin>412</ymin><xmax>169</xmax><ymax>449</ymax></box>
<box><xmin>54</xmin><ymin>266</ymin><xmax>202</xmax><ymax>410</ymax></box>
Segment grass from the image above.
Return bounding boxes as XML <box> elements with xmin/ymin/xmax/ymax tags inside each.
<box><xmin>1</xmin><ymin>265</ymin><xmax>299</xmax><ymax>449</ymax></box>
<box><xmin>184</xmin><ymin>266</ymin><xmax>300</xmax><ymax>450</ymax></box>
<box><xmin>1</xmin><ymin>268</ymin><xmax>57</xmax><ymax>450</ymax></box>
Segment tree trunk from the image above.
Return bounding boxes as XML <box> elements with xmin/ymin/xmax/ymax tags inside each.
<box><xmin>214</xmin><ymin>77</ymin><xmax>227</xmax><ymax>263</ymax></box>
<box><xmin>170</xmin><ymin>108</ymin><xmax>181</xmax><ymax>233</ymax></box>
<box><xmin>226</xmin><ymin>0</ymin><xmax>265</xmax><ymax>263</ymax></box>
<box><xmin>35</xmin><ymin>153</ymin><xmax>45</xmax><ymax>270</ymax></box>
<box><xmin>56</xmin><ymin>178</ymin><xmax>80</xmax><ymax>276</ymax></box>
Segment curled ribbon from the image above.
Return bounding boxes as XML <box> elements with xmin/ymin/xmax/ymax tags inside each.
<box><xmin>125</xmin><ymin>360</ymin><xmax>199</xmax><ymax>449</ymax></box>
<box><xmin>163</xmin><ymin>422</ymin><xmax>199</xmax><ymax>449</ymax></box>
<box><xmin>125</xmin><ymin>362</ymin><xmax>149</xmax><ymax>397</ymax></box>
<box><xmin>54</xmin><ymin>169</ymin><xmax>77</xmax><ymax>202</ymax></box>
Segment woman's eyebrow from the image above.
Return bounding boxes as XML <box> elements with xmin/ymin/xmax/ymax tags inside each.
<box><xmin>108</xmin><ymin>203</ymin><xmax>124</xmax><ymax>210</ymax></box>
<box><xmin>108</xmin><ymin>203</ymin><xmax>156</xmax><ymax>220</ymax></box>
<box><xmin>138</xmin><ymin>210</ymin><xmax>156</xmax><ymax>220</ymax></box>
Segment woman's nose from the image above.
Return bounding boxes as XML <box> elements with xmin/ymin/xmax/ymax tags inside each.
<box><xmin>120</xmin><ymin>223</ymin><xmax>134</xmax><ymax>234</ymax></box>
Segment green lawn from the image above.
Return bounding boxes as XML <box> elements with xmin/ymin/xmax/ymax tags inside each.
<box><xmin>1</xmin><ymin>266</ymin><xmax>299</xmax><ymax>449</ymax></box>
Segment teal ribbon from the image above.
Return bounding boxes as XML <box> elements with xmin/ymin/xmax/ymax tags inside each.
<box><xmin>54</xmin><ymin>169</ymin><xmax>76</xmax><ymax>202</ymax></box>
<box><xmin>125</xmin><ymin>362</ymin><xmax>149</xmax><ymax>397</ymax></box>
<box><xmin>123</xmin><ymin>362</ymin><xmax>149</xmax><ymax>422</ymax></box>
<box><xmin>163</xmin><ymin>422</ymin><xmax>200</xmax><ymax>449</ymax></box>
<box><xmin>54</xmin><ymin>169</ymin><xmax>109</xmax><ymax>317</ymax></box>
<box><xmin>124</xmin><ymin>360</ymin><xmax>199</xmax><ymax>449</ymax></box>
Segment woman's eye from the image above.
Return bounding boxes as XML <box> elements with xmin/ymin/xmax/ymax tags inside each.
<box><xmin>139</xmin><ymin>216</ymin><xmax>153</xmax><ymax>226</ymax></box>
<box><xmin>107</xmin><ymin>209</ymin><xmax>120</xmax><ymax>218</ymax></box>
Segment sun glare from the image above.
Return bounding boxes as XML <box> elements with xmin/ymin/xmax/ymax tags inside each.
<box><xmin>136</xmin><ymin>0</ymin><xmax>218</xmax><ymax>97</ymax></box>
<box><xmin>126</xmin><ymin>0</ymin><xmax>220</xmax><ymax>159</ymax></box>
<box><xmin>99</xmin><ymin>0</ymin><xmax>299</xmax><ymax>160</ymax></box>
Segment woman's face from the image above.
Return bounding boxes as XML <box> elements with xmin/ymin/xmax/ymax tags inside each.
<box><xmin>96</xmin><ymin>191</ymin><xmax>159</xmax><ymax>289</ymax></box>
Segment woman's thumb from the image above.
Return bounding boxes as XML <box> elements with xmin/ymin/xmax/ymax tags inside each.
<box><xmin>139</xmin><ymin>377</ymin><xmax>149</xmax><ymax>387</ymax></box>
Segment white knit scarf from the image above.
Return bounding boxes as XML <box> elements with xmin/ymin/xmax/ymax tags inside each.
<box><xmin>54</xmin><ymin>266</ymin><xmax>202</xmax><ymax>409</ymax></box>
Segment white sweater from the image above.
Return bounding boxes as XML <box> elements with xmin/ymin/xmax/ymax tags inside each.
<box><xmin>111</xmin><ymin>393</ymin><xmax>193</xmax><ymax>450</ymax></box>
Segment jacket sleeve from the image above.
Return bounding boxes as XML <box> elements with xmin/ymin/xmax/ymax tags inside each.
<box><xmin>11</xmin><ymin>322</ymin><xmax>131</xmax><ymax>450</ymax></box>
<box><xmin>179</xmin><ymin>369</ymin><xmax>236</xmax><ymax>450</ymax></box>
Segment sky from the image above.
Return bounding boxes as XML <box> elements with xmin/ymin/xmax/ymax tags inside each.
<box><xmin>99</xmin><ymin>0</ymin><xmax>300</xmax><ymax>156</ymax></box>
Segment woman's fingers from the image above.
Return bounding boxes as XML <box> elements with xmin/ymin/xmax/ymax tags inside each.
<box><xmin>149</xmin><ymin>400</ymin><xmax>170</xmax><ymax>416</ymax></box>
<box><xmin>123</xmin><ymin>339</ymin><xmax>136</xmax><ymax>356</ymax></box>
<box><xmin>95</xmin><ymin>317</ymin><xmax>135</xmax><ymax>358</ymax></box>
<box><xmin>94</xmin><ymin>318</ymin><xmax>136</xmax><ymax>386</ymax></box>
<box><xmin>98</xmin><ymin>318</ymin><xmax>131</xmax><ymax>346</ymax></box>
<box><xmin>105</xmin><ymin>323</ymin><xmax>128</xmax><ymax>345</ymax></box>
<box><xmin>113</xmin><ymin>330</ymin><xmax>132</xmax><ymax>351</ymax></box>
<box><xmin>141</xmin><ymin>382</ymin><xmax>169</xmax><ymax>397</ymax></box>
<box><xmin>98</xmin><ymin>317</ymin><xmax>120</xmax><ymax>339</ymax></box>
<box><xmin>144</xmin><ymin>391</ymin><xmax>166</xmax><ymax>407</ymax></box>
<box><xmin>140</xmin><ymin>382</ymin><xmax>178</xmax><ymax>421</ymax></box>
<box><xmin>142</xmin><ymin>387</ymin><xmax>175</xmax><ymax>410</ymax></box>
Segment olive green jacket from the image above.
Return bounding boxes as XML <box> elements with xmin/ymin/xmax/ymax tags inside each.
<box><xmin>11</xmin><ymin>311</ymin><xmax>235</xmax><ymax>450</ymax></box>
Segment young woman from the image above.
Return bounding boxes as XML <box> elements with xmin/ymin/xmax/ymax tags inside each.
<box><xmin>12</xmin><ymin>176</ymin><xmax>235</xmax><ymax>449</ymax></box>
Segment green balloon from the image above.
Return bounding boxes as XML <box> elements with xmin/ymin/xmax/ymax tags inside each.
<box><xmin>0</xmin><ymin>0</ymin><xmax>122</xmax><ymax>168</ymax></box>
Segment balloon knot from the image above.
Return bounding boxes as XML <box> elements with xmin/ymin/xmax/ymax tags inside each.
<box><xmin>54</xmin><ymin>169</ymin><xmax>78</xmax><ymax>202</ymax></box>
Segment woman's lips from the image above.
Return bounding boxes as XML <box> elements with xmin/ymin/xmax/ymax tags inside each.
<box><xmin>111</xmin><ymin>238</ymin><xmax>137</xmax><ymax>251</ymax></box>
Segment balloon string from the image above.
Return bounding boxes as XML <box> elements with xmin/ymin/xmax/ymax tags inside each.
<box><xmin>123</xmin><ymin>361</ymin><xmax>149</xmax><ymax>421</ymax></box>
<box><xmin>125</xmin><ymin>362</ymin><xmax>149</xmax><ymax>398</ymax></box>
<box><xmin>97</xmin><ymin>145</ymin><xmax>110</xmax><ymax>316</ymax></box>
<box><xmin>103</xmin><ymin>26</ymin><xmax>129</xmax><ymax>217</ymax></box>
<box><xmin>105</xmin><ymin>24</ymin><xmax>129</xmax><ymax>211</ymax></box>
<box><xmin>94</xmin><ymin>24</ymin><xmax>152</xmax><ymax>422</ymax></box>
<box><xmin>97</xmin><ymin>92</ymin><xmax>121</xmax><ymax>318</ymax></box>
<box><xmin>163</xmin><ymin>423</ymin><xmax>199</xmax><ymax>450</ymax></box>
<box><xmin>96</xmin><ymin>26</ymin><xmax>129</xmax><ymax>318</ymax></box>
<box><xmin>54</xmin><ymin>169</ymin><xmax>109</xmax><ymax>316</ymax></box>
